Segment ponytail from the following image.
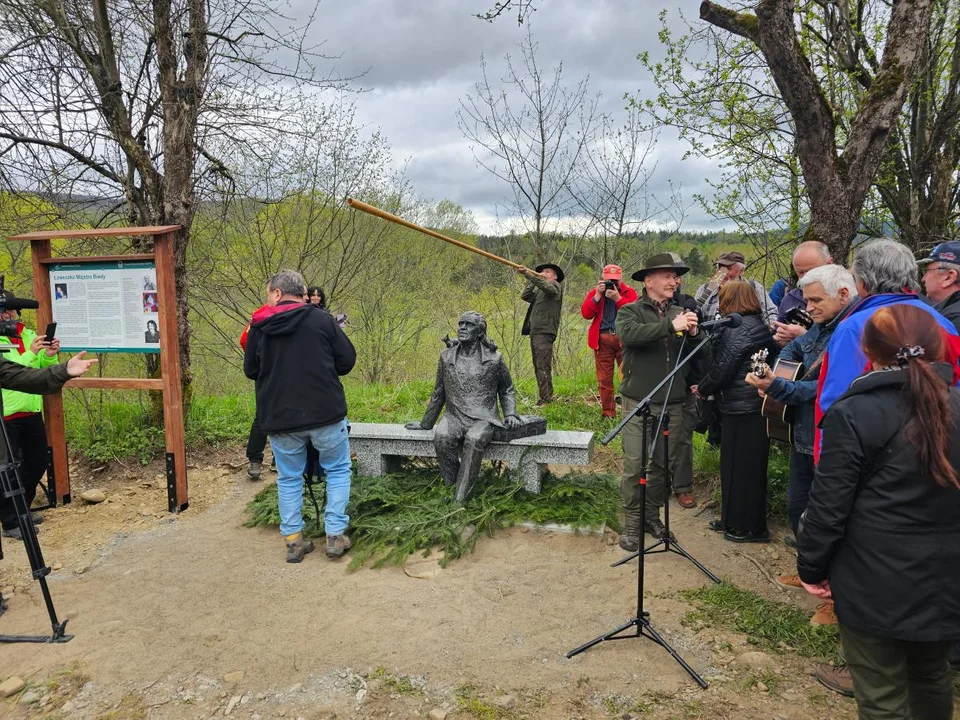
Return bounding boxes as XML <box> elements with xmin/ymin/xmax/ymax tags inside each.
<box><xmin>902</xmin><ymin>358</ymin><xmax>959</xmax><ymax>489</ymax></box>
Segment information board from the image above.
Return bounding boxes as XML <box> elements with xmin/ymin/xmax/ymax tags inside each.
<box><xmin>49</xmin><ymin>260</ymin><xmax>160</xmax><ymax>353</ymax></box>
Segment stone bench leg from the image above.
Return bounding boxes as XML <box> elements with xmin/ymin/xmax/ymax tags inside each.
<box><xmin>514</xmin><ymin>456</ymin><xmax>546</xmax><ymax>494</ymax></box>
<box><xmin>355</xmin><ymin>453</ymin><xmax>404</xmax><ymax>477</ymax></box>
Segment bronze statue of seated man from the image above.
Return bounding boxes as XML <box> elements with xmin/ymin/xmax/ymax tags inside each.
<box><xmin>406</xmin><ymin>311</ymin><xmax>521</xmax><ymax>502</ymax></box>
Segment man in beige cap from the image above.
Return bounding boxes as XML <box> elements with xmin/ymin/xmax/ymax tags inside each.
<box><xmin>694</xmin><ymin>251</ymin><xmax>777</xmax><ymax>327</ymax></box>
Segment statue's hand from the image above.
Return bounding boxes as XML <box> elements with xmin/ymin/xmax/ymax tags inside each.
<box><xmin>404</xmin><ymin>421</ymin><xmax>424</xmax><ymax>431</ymax></box>
<box><xmin>504</xmin><ymin>415</ymin><xmax>521</xmax><ymax>429</ymax></box>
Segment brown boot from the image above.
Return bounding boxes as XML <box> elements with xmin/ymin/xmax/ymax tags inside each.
<box><xmin>810</xmin><ymin>601</ymin><xmax>837</xmax><ymax>625</ymax></box>
<box><xmin>814</xmin><ymin>664</ymin><xmax>854</xmax><ymax>698</ymax></box>
<box><xmin>285</xmin><ymin>533</ymin><xmax>315</xmax><ymax>564</ymax></box>
<box><xmin>775</xmin><ymin>573</ymin><xmax>803</xmax><ymax>589</ymax></box>
<box><xmin>675</xmin><ymin>491</ymin><xmax>696</xmax><ymax>508</ymax></box>
<box><xmin>618</xmin><ymin>514</ymin><xmax>640</xmax><ymax>552</ymax></box>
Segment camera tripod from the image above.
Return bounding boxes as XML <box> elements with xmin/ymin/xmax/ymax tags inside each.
<box><xmin>0</xmin><ymin>412</ymin><xmax>72</xmax><ymax>644</ymax></box>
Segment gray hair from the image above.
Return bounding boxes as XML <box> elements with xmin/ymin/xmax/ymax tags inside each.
<box><xmin>850</xmin><ymin>239</ymin><xmax>921</xmax><ymax>295</ymax></box>
<box><xmin>267</xmin><ymin>269</ymin><xmax>307</xmax><ymax>298</ymax></box>
<box><xmin>798</xmin><ymin>264</ymin><xmax>856</xmax><ymax>298</ymax></box>
<box><xmin>793</xmin><ymin>240</ymin><xmax>831</xmax><ymax>262</ymax></box>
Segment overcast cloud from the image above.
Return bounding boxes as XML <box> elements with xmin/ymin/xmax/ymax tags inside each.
<box><xmin>297</xmin><ymin>0</ymin><xmax>728</xmax><ymax>233</ymax></box>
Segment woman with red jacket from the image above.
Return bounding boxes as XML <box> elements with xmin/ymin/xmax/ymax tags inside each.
<box><xmin>580</xmin><ymin>264</ymin><xmax>638</xmax><ymax>418</ymax></box>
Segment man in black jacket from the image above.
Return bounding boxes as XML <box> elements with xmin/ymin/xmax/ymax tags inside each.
<box><xmin>919</xmin><ymin>240</ymin><xmax>960</xmax><ymax>333</ymax></box>
<box><xmin>244</xmin><ymin>270</ymin><xmax>357</xmax><ymax>563</ymax></box>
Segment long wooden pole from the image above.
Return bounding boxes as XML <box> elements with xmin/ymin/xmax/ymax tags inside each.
<box><xmin>347</xmin><ymin>197</ymin><xmax>531</xmax><ymax>273</ymax></box>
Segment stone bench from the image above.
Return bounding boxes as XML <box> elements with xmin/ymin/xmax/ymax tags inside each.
<box><xmin>349</xmin><ymin>423</ymin><xmax>595</xmax><ymax>493</ymax></box>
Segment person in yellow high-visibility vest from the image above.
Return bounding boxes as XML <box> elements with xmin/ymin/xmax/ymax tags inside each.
<box><xmin>0</xmin><ymin>290</ymin><xmax>60</xmax><ymax>540</ymax></box>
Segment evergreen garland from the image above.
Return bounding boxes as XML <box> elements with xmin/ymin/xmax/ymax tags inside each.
<box><xmin>244</xmin><ymin>466</ymin><xmax>620</xmax><ymax>570</ymax></box>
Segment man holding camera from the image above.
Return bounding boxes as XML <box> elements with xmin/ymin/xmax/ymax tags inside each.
<box><xmin>580</xmin><ymin>265</ymin><xmax>638</xmax><ymax>419</ymax></box>
<box><xmin>0</xmin><ymin>290</ymin><xmax>63</xmax><ymax>539</ymax></box>
<box><xmin>0</xmin><ymin>293</ymin><xmax>97</xmax><ymax>538</ymax></box>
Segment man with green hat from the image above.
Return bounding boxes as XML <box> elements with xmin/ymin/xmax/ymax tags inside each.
<box><xmin>615</xmin><ymin>252</ymin><xmax>700</xmax><ymax>548</ymax></box>
<box><xmin>517</xmin><ymin>263</ymin><xmax>564</xmax><ymax>405</ymax></box>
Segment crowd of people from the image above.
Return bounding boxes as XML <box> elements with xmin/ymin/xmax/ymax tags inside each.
<box><xmin>238</xmin><ymin>240</ymin><xmax>960</xmax><ymax>718</ymax></box>
<box><xmin>535</xmin><ymin>238</ymin><xmax>959</xmax><ymax>715</ymax></box>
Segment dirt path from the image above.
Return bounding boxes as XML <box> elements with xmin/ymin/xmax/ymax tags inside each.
<box><xmin>0</xmin><ymin>453</ymin><xmax>859</xmax><ymax>719</ymax></box>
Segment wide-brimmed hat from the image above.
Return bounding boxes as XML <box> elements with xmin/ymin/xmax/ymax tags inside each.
<box><xmin>602</xmin><ymin>264</ymin><xmax>622</xmax><ymax>281</ymax></box>
<box><xmin>715</xmin><ymin>251</ymin><xmax>746</xmax><ymax>267</ymax></box>
<box><xmin>535</xmin><ymin>263</ymin><xmax>565</xmax><ymax>282</ymax></box>
<box><xmin>631</xmin><ymin>252</ymin><xmax>690</xmax><ymax>281</ymax></box>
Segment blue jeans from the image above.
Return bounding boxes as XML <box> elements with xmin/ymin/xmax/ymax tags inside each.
<box><xmin>269</xmin><ymin>418</ymin><xmax>352</xmax><ymax>537</ymax></box>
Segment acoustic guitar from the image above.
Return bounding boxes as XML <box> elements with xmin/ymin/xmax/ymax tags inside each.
<box><xmin>750</xmin><ymin>349</ymin><xmax>803</xmax><ymax>444</ymax></box>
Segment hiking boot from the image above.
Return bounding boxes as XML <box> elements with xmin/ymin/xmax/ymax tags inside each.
<box><xmin>644</xmin><ymin>518</ymin><xmax>675</xmax><ymax>540</ymax></box>
<box><xmin>776</xmin><ymin>573</ymin><xmax>803</xmax><ymax>589</ymax></box>
<box><xmin>811</xmin><ymin>601</ymin><xmax>837</xmax><ymax>625</ymax></box>
<box><xmin>783</xmin><ymin>533</ymin><xmax>797</xmax><ymax>548</ymax></box>
<box><xmin>675</xmin><ymin>491</ymin><xmax>696</xmax><ymax>508</ymax></box>
<box><xmin>247</xmin><ymin>461</ymin><xmax>263</xmax><ymax>480</ymax></box>
<box><xmin>814</xmin><ymin>663</ymin><xmax>854</xmax><ymax>698</ymax></box>
<box><xmin>618</xmin><ymin>515</ymin><xmax>641</xmax><ymax>552</ymax></box>
<box><xmin>708</xmin><ymin>519</ymin><xmax>724</xmax><ymax>532</ymax></box>
<box><xmin>325</xmin><ymin>534</ymin><xmax>352</xmax><ymax>559</ymax></box>
<box><xmin>30</xmin><ymin>513</ymin><xmax>43</xmax><ymax>525</ymax></box>
<box><xmin>1</xmin><ymin>525</ymin><xmax>38</xmax><ymax>540</ymax></box>
<box><xmin>285</xmin><ymin>533</ymin><xmax>315</xmax><ymax>563</ymax></box>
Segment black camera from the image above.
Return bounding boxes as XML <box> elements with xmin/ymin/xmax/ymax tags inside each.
<box><xmin>0</xmin><ymin>275</ymin><xmax>39</xmax><ymax>339</ymax></box>
<box><xmin>604</xmin><ymin>279</ymin><xmax>617</xmax><ymax>291</ymax></box>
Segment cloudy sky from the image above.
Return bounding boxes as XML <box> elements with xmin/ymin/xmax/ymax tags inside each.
<box><xmin>294</xmin><ymin>0</ymin><xmax>726</xmax><ymax>233</ymax></box>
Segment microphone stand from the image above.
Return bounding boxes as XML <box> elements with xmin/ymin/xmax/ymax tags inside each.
<box><xmin>568</xmin><ymin>323</ymin><xmax>724</xmax><ymax>688</ymax></box>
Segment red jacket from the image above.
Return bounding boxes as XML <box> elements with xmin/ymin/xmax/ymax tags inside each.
<box><xmin>239</xmin><ymin>304</ymin><xmax>271</xmax><ymax>351</ymax></box>
<box><xmin>580</xmin><ymin>282</ymin><xmax>639</xmax><ymax>350</ymax></box>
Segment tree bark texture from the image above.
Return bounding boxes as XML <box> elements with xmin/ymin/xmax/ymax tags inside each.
<box><xmin>701</xmin><ymin>0</ymin><xmax>936</xmax><ymax>260</ymax></box>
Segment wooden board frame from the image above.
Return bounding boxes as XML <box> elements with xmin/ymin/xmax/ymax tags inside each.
<box><xmin>7</xmin><ymin>226</ymin><xmax>188</xmax><ymax>512</ymax></box>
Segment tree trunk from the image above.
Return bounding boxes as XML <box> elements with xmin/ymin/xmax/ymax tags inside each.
<box><xmin>701</xmin><ymin>0</ymin><xmax>937</xmax><ymax>261</ymax></box>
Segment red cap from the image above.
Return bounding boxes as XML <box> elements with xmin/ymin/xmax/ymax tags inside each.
<box><xmin>602</xmin><ymin>264</ymin><xmax>623</xmax><ymax>281</ymax></box>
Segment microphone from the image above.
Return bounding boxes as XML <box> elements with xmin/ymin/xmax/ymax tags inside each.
<box><xmin>700</xmin><ymin>313</ymin><xmax>743</xmax><ymax>331</ymax></box>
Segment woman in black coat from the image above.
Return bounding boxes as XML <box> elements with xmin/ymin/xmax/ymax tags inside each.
<box><xmin>798</xmin><ymin>304</ymin><xmax>960</xmax><ymax>719</ymax></box>
<box><xmin>694</xmin><ymin>280</ymin><xmax>778</xmax><ymax>542</ymax></box>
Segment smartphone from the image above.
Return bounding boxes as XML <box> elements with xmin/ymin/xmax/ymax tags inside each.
<box><xmin>44</xmin><ymin>322</ymin><xmax>57</xmax><ymax>342</ymax></box>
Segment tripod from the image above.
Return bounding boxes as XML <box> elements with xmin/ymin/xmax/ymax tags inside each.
<box><xmin>0</xmin><ymin>413</ymin><xmax>72</xmax><ymax>644</ymax></box>
<box><xmin>613</xmin><ymin>335</ymin><xmax>721</xmax><ymax>584</ymax></box>
<box><xmin>567</xmin><ymin>407</ymin><xmax>708</xmax><ymax>688</ymax></box>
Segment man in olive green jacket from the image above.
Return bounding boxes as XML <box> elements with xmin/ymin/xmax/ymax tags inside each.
<box><xmin>518</xmin><ymin>263</ymin><xmax>564</xmax><ymax>404</ymax></box>
<box><xmin>0</xmin><ymin>347</ymin><xmax>97</xmax><ymax>539</ymax></box>
<box><xmin>616</xmin><ymin>253</ymin><xmax>699</xmax><ymax>550</ymax></box>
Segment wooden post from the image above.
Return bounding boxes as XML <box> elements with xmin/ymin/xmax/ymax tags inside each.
<box><xmin>8</xmin><ymin>225</ymin><xmax>186</xmax><ymax>511</ymax></box>
<box><xmin>30</xmin><ymin>239</ymin><xmax>71</xmax><ymax>504</ymax></box>
<box><xmin>153</xmin><ymin>230</ymin><xmax>188</xmax><ymax>511</ymax></box>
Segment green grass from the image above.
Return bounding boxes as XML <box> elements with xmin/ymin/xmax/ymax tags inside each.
<box><xmin>680</xmin><ymin>583</ymin><xmax>840</xmax><ymax>662</ymax></box>
<box><xmin>245</xmin><ymin>466</ymin><xmax>621</xmax><ymax>570</ymax></box>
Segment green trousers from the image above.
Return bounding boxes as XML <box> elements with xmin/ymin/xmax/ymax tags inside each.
<box><xmin>620</xmin><ymin>397</ymin><xmax>692</xmax><ymax>524</ymax></box>
<box><xmin>840</xmin><ymin>624</ymin><xmax>953</xmax><ymax>720</ymax></box>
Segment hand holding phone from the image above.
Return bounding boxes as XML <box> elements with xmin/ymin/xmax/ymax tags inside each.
<box><xmin>44</xmin><ymin>322</ymin><xmax>57</xmax><ymax>342</ymax></box>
